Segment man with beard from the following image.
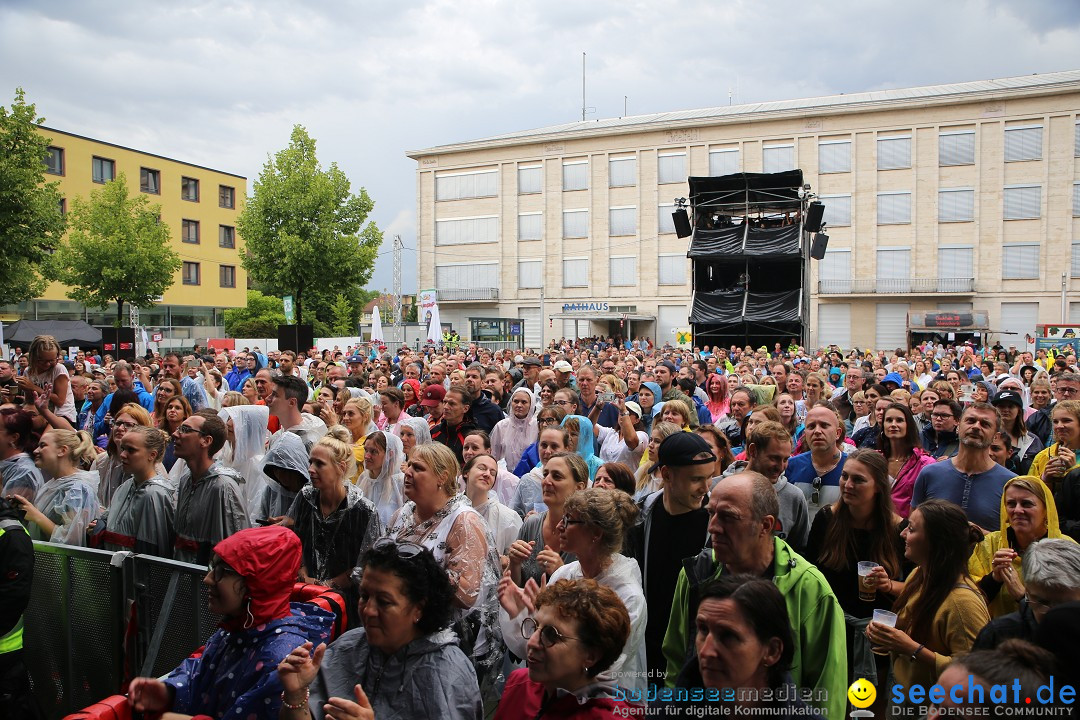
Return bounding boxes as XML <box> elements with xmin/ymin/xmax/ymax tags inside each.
<box><xmin>910</xmin><ymin>402</ymin><xmax>1013</xmax><ymax>532</ymax></box>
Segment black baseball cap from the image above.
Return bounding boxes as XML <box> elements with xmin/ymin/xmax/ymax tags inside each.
<box><xmin>991</xmin><ymin>389</ymin><xmax>1024</xmax><ymax>409</ymax></box>
<box><xmin>648</xmin><ymin>432</ymin><xmax>717</xmax><ymax>474</ymax></box>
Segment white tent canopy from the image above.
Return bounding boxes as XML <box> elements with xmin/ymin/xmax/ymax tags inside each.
<box><xmin>370</xmin><ymin>308</ymin><xmax>384</xmax><ymax>343</ymax></box>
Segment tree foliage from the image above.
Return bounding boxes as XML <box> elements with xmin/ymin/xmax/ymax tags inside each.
<box><xmin>224</xmin><ymin>290</ymin><xmax>286</xmax><ymax>338</ymax></box>
<box><xmin>330</xmin><ymin>293</ymin><xmax>354</xmax><ymax>336</ymax></box>
<box><xmin>51</xmin><ymin>174</ymin><xmax>179</xmax><ymax>326</ymax></box>
<box><xmin>0</xmin><ymin>88</ymin><xmax>66</xmax><ymax>303</ymax></box>
<box><xmin>237</xmin><ymin>125</ymin><xmax>382</xmax><ymax>324</ymax></box>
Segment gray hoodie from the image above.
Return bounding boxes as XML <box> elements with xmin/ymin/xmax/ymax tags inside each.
<box><xmin>255</xmin><ymin>432</ymin><xmax>308</xmax><ymax>523</ymax></box>
<box><xmin>720</xmin><ymin>461</ymin><xmax>809</xmax><ymax>553</ymax></box>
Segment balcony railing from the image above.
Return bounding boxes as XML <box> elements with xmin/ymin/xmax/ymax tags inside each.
<box><xmin>437</xmin><ymin>287</ymin><xmax>500</xmax><ymax>301</ymax></box>
<box><xmin>818</xmin><ymin>277</ymin><xmax>974</xmax><ymax>295</ymax></box>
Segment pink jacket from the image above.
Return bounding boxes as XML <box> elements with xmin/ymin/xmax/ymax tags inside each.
<box><xmin>890</xmin><ymin>447</ymin><xmax>937</xmax><ymax>518</ymax></box>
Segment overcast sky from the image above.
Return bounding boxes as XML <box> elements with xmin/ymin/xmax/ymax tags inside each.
<box><xmin>3</xmin><ymin>0</ymin><xmax>1079</xmax><ymax>295</ymax></box>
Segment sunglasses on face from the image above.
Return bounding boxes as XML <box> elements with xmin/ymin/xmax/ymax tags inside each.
<box><xmin>208</xmin><ymin>557</ymin><xmax>239</xmax><ymax>583</ymax></box>
<box><xmin>521</xmin><ymin>617</ymin><xmax>580</xmax><ymax>647</ymax></box>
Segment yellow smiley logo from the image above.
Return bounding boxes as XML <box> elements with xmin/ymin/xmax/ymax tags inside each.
<box><xmin>848</xmin><ymin>678</ymin><xmax>876</xmax><ymax>709</ymax></box>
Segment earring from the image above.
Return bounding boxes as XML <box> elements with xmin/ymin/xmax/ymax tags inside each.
<box><xmin>243</xmin><ymin>598</ymin><xmax>255</xmax><ymax>629</ymax></box>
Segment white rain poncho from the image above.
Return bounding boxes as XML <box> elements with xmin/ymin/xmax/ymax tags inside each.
<box><xmin>387</xmin><ymin>494</ymin><xmax>504</xmax><ymax>697</ymax></box>
<box><xmin>218</xmin><ymin>404</ymin><xmax>270</xmax><ymax>522</ymax></box>
<box><xmin>489</xmin><ymin>388</ymin><xmax>538</xmax><ymax>471</ymax></box>
<box><xmin>471</xmin><ymin>490</ymin><xmax>522</xmax><ymax>555</ymax></box>
<box><xmin>0</xmin><ymin>452</ymin><xmax>43</xmax><ymax>502</ymax></box>
<box><xmin>273</xmin><ymin>412</ymin><xmax>328</xmax><ymax>453</ymax></box>
<box><xmin>394</xmin><ymin>416</ymin><xmax>432</xmax><ymax>450</ymax></box>
<box><xmin>97</xmin><ymin>473</ymin><xmax>176</xmax><ymax>557</ymax></box>
<box><xmin>255</xmin><ymin>432</ymin><xmax>308</xmax><ymax>523</ymax></box>
<box><xmin>30</xmin><ymin>469</ymin><xmax>100</xmax><ymax>546</ymax></box>
<box><xmin>358</xmin><ymin>431</ymin><xmax>405</xmax><ymax>527</ymax></box>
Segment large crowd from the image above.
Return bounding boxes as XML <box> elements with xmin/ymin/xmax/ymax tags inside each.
<box><xmin>3</xmin><ymin>333</ymin><xmax>1080</xmax><ymax>719</ymax></box>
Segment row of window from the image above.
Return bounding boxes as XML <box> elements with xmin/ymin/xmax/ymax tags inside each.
<box><xmin>820</xmin><ymin>243</ymin><xmax>1057</xmax><ymax>284</ymax></box>
<box><xmin>434</xmin><ymin>123</ymin><xmax>1074</xmax><ymax>201</ymax></box>
<box><xmin>44</xmin><ymin>147</ymin><xmax>237</xmax><ymax>208</ymax></box>
<box><xmin>181</xmin><ymin>262</ymin><xmax>236</xmax><ymax>288</ymax></box>
<box><xmin>432</xmin><ymin>256</ymin><xmax>688</xmax><ymax>293</ymax></box>
<box><xmin>181</xmin><ymin>221</ymin><xmax>236</xmax><ymax>248</ymax></box>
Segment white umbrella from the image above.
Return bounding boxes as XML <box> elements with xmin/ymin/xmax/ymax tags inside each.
<box><xmin>370</xmin><ymin>308</ymin><xmax>384</xmax><ymax>343</ymax></box>
<box><xmin>426</xmin><ymin>303</ymin><xmax>442</xmax><ymax>344</ymax></box>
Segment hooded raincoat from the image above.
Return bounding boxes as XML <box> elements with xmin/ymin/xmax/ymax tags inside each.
<box><xmin>489</xmin><ymin>388</ymin><xmax>538</xmax><ymax>472</ymax></box>
<box><xmin>219</xmin><ymin>404</ymin><xmax>270</xmax><ymax>523</ymax></box>
<box><xmin>173</xmin><ymin>461</ymin><xmax>250</xmax><ymax>564</ymax></box>
<box><xmin>29</xmin><ymin>469</ymin><xmax>100</xmax><ymax>545</ymax></box>
<box><xmin>162</xmin><ymin>526</ymin><xmax>335</xmax><ymax>720</ymax></box>
<box><xmin>255</xmin><ymin>432</ymin><xmax>308</xmax><ymax>524</ymax></box>
<box><xmin>0</xmin><ymin>453</ymin><xmax>43</xmax><ymax>502</ymax></box>
<box><xmin>96</xmin><ymin>473</ymin><xmax>175</xmax><ymax>557</ymax></box>
<box><xmin>357</xmin><ymin>431</ymin><xmax>406</xmax><ymax>527</ymax></box>
<box><xmin>394</xmin><ymin>416</ymin><xmax>432</xmax><ymax>449</ymax></box>
<box><xmin>969</xmin><ymin>475</ymin><xmax>1077</xmax><ymax>617</ymax></box>
<box><xmin>562</xmin><ymin>415</ymin><xmax>601</xmax><ymax>482</ymax></box>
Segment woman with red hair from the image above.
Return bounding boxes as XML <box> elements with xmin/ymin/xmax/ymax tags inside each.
<box><xmin>704</xmin><ymin>373</ymin><xmax>729</xmax><ymax>424</ymax></box>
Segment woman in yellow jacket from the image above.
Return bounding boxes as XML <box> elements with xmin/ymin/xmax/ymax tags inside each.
<box><xmin>969</xmin><ymin>475</ymin><xmax>1077</xmax><ymax>618</ymax></box>
<box><xmin>1028</xmin><ymin>400</ymin><xmax>1080</xmax><ymax>493</ymax></box>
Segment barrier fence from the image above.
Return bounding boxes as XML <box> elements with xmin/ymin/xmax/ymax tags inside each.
<box><xmin>24</xmin><ymin>542</ymin><xmax>219</xmax><ymax>720</ymax></box>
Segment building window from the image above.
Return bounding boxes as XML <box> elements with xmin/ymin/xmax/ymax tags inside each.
<box><xmin>518</xmin><ymin>165</ymin><xmax>542</xmax><ymax>194</ymax></box>
<box><xmin>518</xmin><ymin>212</ymin><xmax>542</xmax><ymax>241</ymax></box>
<box><xmin>562</xmin><ymin>160</ymin><xmax>588</xmax><ymax>191</ymax></box>
<box><xmin>181</xmin><ymin>176</ymin><xmax>199</xmax><ymax>202</ymax></box>
<box><xmin>609</xmin><ymin>156</ymin><xmax>637</xmax><ymax>187</ymax></box>
<box><xmin>877</xmin><ymin>192</ymin><xmax>911</xmax><ymax>225</ymax></box>
<box><xmin>563</xmin><ymin>209</ymin><xmax>588</xmax><ymax>239</ymax></box>
<box><xmin>609</xmin><ymin>206</ymin><xmax>637</xmax><ymax>236</ymax></box>
<box><xmin>219</xmin><ymin>185</ymin><xmax>235</xmax><ymax>209</ymax></box>
<box><xmin>819</xmin><ymin>249</ymin><xmax>852</xmax><ymax>293</ymax></box>
<box><xmin>1004</xmin><ymin>125</ymin><xmax>1043</xmax><ymax>162</ymax></box>
<box><xmin>658</xmin><ymin>203</ymin><xmax>676</xmax><ymax>234</ymax></box>
<box><xmin>939</xmin><ymin>130</ymin><xmax>975</xmax><ymax>166</ymax></box>
<box><xmin>92</xmin><ymin>156</ymin><xmax>115</xmax><ymax>183</ymax></box>
<box><xmin>818</xmin><ymin>140</ymin><xmax>851</xmax><ymax>174</ymax></box>
<box><xmin>1002</xmin><ymin>243</ymin><xmax>1040</xmax><ymax>279</ymax></box>
<box><xmin>219</xmin><ymin>225</ymin><xmax>235</xmax><ymax>249</ymax></box>
<box><xmin>1003</xmin><ymin>185</ymin><xmax>1041</xmax><ymax>220</ymax></box>
<box><xmin>877</xmin><ymin>135</ymin><xmax>911</xmax><ymax>170</ymax></box>
<box><xmin>1074</xmin><ymin>183</ymin><xmax>1080</xmax><ymax>217</ymax></box>
<box><xmin>435</xmin><ymin>216</ymin><xmax>499</xmax><ymax>245</ymax></box>
<box><xmin>657</xmin><ymin>152</ymin><xmax>686</xmax><ymax>184</ymax></box>
<box><xmin>435</xmin><ymin>169</ymin><xmax>498</xmax><ymax>201</ymax></box>
<box><xmin>1075</xmin><ymin>122</ymin><xmax>1080</xmax><ymax>158</ymax></box>
<box><xmin>182</xmin><ymin>220</ymin><xmax>200</xmax><ymax>244</ymax></box>
<box><xmin>762</xmin><ymin>144</ymin><xmax>794</xmax><ymax>173</ymax></box>
<box><xmin>658</xmin><ymin>254</ymin><xmax>686</xmax><ymax>286</ymax></box>
<box><xmin>877</xmin><ymin>248</ymin><xmax>912</xmax><ymax>292</ymax></box>
<box><xmin>709</xmin><ymin>148</ymin><xmax>740</xmax><ymax>176</ymax></box>
<box><xmin>435</xmin><ymin>262</ymin><xmax>499</xmax><ymax>290</ymax></box>
<box><xmin>610</xmin><ymin>256</ymin><xmax>637</xmax><ymax>287</ymax></box>
<box><xmin>939</xmin><ymin>188</ymin><xmax>975</xmax><ymax>222</ymax></box>
<box><xmin>562</xmin><ymin>258</ymin><xmax>588</xmax><ymax>287</ymax></box>
<box><xmin>219</xmin><ymin>265</ymin><xmax>236</xmax><ymax>288</ymax></box>
<box><xmin>820</xmin><ymin>194</ymin><xmax>851</xmax><ymax>227</ymax></box>
<box><xmin>140</xmin><ymin>168</ymin><xmax>160</xmax><ymax>194</ymax></box>
<box><xmin>182</xmin><ymin>262</ymin><xmax>201</xmax><ymax>285</ymax></box>
<box><xmin>938</xmin><ymin>247</ymin><xmax>974</xmax><ymax>284</ymax></box>
<box><xmin>518</xmin><ymin>259</ymin><xmax>542</xmax><ymax>289</ymax></box>
<box><xmin>1071</xmin><ymin>242</ymin><xmax>1080</xmax><ymax>279</ymax></box>
<box><xmin>44</xmin><ymin>146</ymin><xmax>64</xmax><ymax>175</ymax></box>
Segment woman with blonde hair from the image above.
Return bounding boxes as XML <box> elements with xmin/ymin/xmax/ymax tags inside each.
<box><xmin>241</xmin><ymin>377</ymin><xmax>259</xmax><ymax>404</ymax></box>
<box><xmin>658</xmin><ymin>397</ymin><xmax>696</xmax><ymax>431</ymax></box>
<box><xmin>220</xmin><ymin>390</ymin><xmax>249</xmax><ymax>408</ymax></box>
<box><xmin>10</xmin><ymin>428</ymin><xmax>100</xmax><ymax>545</ymax></box>
<box><xmin>1030</xmin><ymin>400</ymin><xmax>1080</xmax><ymax>493</ymax></box>
<box><xmin>15</xmin><ymin>334</ymin><xmax>76</xmax><ymax>425</ymax></box>
<box><xmin>91</xmin><ymin>402</ymin><xmax>162</xmax><ymax>507</ymax></box>
<box><xmin>634</xmin><ymin>421</ymin><xmax>682</xmax><ymax>499</ymax></box>
<box><xmin>340</xmin><ymin>396</ymin><xmax>374</xmax><ymax>475</ymax></box>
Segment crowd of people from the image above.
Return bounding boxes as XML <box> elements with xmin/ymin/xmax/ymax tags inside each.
<box><xmin>4</xmin><ymin>333</ymin><xmax>1080</xmax><ymax>719</ymax></box>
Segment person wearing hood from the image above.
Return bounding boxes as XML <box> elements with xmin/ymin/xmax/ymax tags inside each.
<box><xmin>394</xmin><ymin>416</ymin><xmax>431</xmax><ymax>458</ymax></box>
<box><xmin>496</xmin><ymin>579</ymin><xmax>637</xmax><ymax>720</ymax></box>
<box><xmin>969</xmin><ymin>476</ymin><xmax>1077</xmax><ymax>618</ymax></box>
<box><xmin>255</xmin><ymin>432</ymin><xmax>309</xmax><ymax>525</ymax></box>
<box><xmin>228</xmin><ymin>351</ymin><xmax>258</xmax><ymax>392</ymax></box>
<box><xmin>11</xmin><ymin>429</ymin><xmax>99</xmax><ymax>546</ymax></box>
<box><xmin>634</xmin><ymin>382</ymin><xmax>661</xmax><ymax>435</ymax></box>
<box><xmin>489</xmin><ymin>387</ymin><xmax>538</xmax><ymax>472</ymax></box>
<box><xmin>129</xmin><ymin>525</ymin><xmax>335</xmax><ymax>720</ymax></box>
<box><xmin>511</xmin><ymin>405</ymin><xmax>566</xmax><ymax>478</ymax></box>
<box><xmin>278</xmin><ymin>538</ymin><xmax>482</xmax><ymax>720</ymax></box>
<box><xmin>357</xmin><ymin>430</ymin><xmax>405</xmax><ymax>527</ymax></box>
<box><xmin>399</xmin><ymin>378</ymin><xmax>422</xmax><ymax>416</ymax></box>
<box><xmin>341</xmin><ymin>396</ymin><xmax>375</xmax><ymax>478</ymax></box>
<box><xmin>287</xmin><ymin>427</ymin><xmax>382</xmax><ymax>607</ymax></box>
<box><xmin>219</xmin><ymin>404</ymin><xmax>270</xmax><ymax>523</ymax></box>
<box><xmin>561</xmin><ymin>415</ymin><xmax>602</xmax><ymax>482</ymax></box>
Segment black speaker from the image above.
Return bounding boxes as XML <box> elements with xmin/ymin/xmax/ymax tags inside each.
<box><xmin>673</xmin><ymin>209</ymin><xmax>692</xmax><ymax>238</ymax></box>
<box><xmin>277</xmin><ymin>324</ymin><xmax>314</xmax><ymax>353</ymax></box>
<box><xmin>100</xmin><ymin>327</ymin><xmax>136</xmax><ymax>361</ymax></box>
<box><xmin>810</xmin><ymin>233</ymin><xmax>829</xmax><ymax>260</ymax></box>
<box><xmin>804</xmin><ymin>201</ymin><xmax>825</xmax><ymax>233</ymax></box>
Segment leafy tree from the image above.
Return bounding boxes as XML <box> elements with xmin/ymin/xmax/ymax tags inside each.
<box><xmin>224</xmin><ymin>290</ymin><xmax>286</xmax><ymax>338</ymax></box>
<box><xmin>330</xmin><ymin>293</ymin><xmax>354</xmax><ymax>335</ymax></box>
<box><xmin>237</xmin><ymin>125</ymin><xmax>382</xmax><ymax>324</ymax></box>
<box><xmin>0</xmin><ymin>88</ymin><xmax>66</xmax><ymax>303</ymax></box>
<box><xmin>51</xmin><ymin>174</ymin><xmax>179</xmax><ymax>326</ymax></box>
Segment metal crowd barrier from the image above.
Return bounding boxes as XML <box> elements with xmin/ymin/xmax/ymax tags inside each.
<box><xmin>24</xmin><ymin>542</ymin><xmax>219</xmax><ymax>720</ymax></box>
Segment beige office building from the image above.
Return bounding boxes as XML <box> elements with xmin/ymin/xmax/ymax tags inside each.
<box><xmin>408</xmin><ymin>69</ymin><xmax>1080</xmax><ymax>350</ymax></box>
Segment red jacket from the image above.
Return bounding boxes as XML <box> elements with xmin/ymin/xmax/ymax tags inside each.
<box><xmin>494</xmin><ymin>668</ymin><xmax>642</xmax><ymax>720</ymax></box>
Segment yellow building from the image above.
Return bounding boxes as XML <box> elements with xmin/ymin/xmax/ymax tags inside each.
<box><xmin>408</xmin><ymin>69</ymin><xmax>1080</xmax><ymax>350</ymax></box>
<box><xmin>1</xmin><ymin>126</ymin><xmax>248</xmax><ymax>339</ymax></box>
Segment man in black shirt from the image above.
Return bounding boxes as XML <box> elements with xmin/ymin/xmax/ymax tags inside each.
<box><xmin>628</xmin><ymin>432</ymin><xmax>715</xmax><ymax>686</ymax></box>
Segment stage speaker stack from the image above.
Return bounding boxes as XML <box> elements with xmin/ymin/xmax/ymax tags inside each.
<box><xmin>278</xmin><ymin>325</ymin><xmax>314</xmax><ymax>353</ymax></box>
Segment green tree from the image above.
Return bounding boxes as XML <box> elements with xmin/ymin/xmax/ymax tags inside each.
<box><xmin>0</xmin><ymin>88</ymin><xmax>66</xmax><ymax>303</ymax></box>
<box><xmin>330</xmin><ymin>293</ymin><xmax>354</xmax><ymax>335</ymax></box>
<box><xmin>224</xmin><ymin>290</ymin><xmax>286</xmax><ymax>338</ymax></box>
<box><xmin>51</xmin><ymin>174</ymin><xmax>179</xmax><ymax>326</ymax></box>
<box><xmin>237</xmin><ymin>125</ymin><xmax>382</xmax><ymax>324</ymax></box>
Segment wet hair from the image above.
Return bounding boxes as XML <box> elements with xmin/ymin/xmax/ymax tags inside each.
<box><xmin>197</xmin><ymin>414</ymin><xmax>228</xmax><ymax>456</ymax></box>
<box><xmin>380</xmin><ymin>386</ymin><xmax>405</xmax><ymax>409</ymax></box>
<box><xmin>316</xmin><ymin>425</ymin><xmax>358</xmax><ymax>480</ymax></box>
<box><xmin>1024</xmin><ymin>538</ymin><xmax>1080</xmax><ymax>592</ymax></box>
<box><xmin>410</xmin><ymin>443</ymin><xmax>461</xmax><ymax>495</ymax></box>
<box><xmin>748</xmin><ymin>420</ymin><xmax>793</xmax><ymax>455</ymax></box>
<box><xmin>564</xmin><ymin>487</ymin><xmax>639</xmax><ymax>556</ymax></box>
<box><xmin>595</xmin><ymin>462</ymin><xmax>636</xmax><ymax>495</ymax></box>
<box><xmin>463</xmin><ymin>429</ymin><xmax>492</xmax><ymax>450</ymax></box>
<box><xmin>546</xmin><ymin>451</ymin><xmax>589</xmax><ymax>488</ymax></box>
<box><xmin>272</xmin><ymin>375</ymin><xmax>310</xmax><ymax>407</ymax></box>
<box><xmin>0</xmin><ymin>407</ymin><xmax>36</xmax><ymax>454</ymax></box>
<box><xmin>362</xmin><ymin>430</ymin><xmax>387</xmax><ymax>457</ymax></box>
<box><xmin>358</xmin><ymin>541</ymin><xmax>455</xmax><ymax>634</ymax></box>
<box><xmin>695</xmin><ymin>425</ymin><xmax>735</xmax><ymax>474</ymax></box>
<box><xmin>534</xmin><ymin>579</ymin><xmax>630</xmax><ymax>678</ymax></box>
<box><xmin>950</xmin><ymin>640</ymin><xmax>1057</xmax><ymax>710</ymax></box>
<box><xmin>45</xmin><ymin>428</ymin><xmax>97</xmax><ymax>468</ymax></box>
<box><xmin>446</xmin><ymin>384</ymin><xmax>475</xmax><ymax>409</ymax></box>
<box><xmin>221</xmin><ymin>391</ymin><xmax>249</xmax><ymax>407</ymax></box>
<box><xmin>28</xmin><ymin>335</ymin><xmax>62</xmax><ymax>368</ymax></box>
<box><xmin>462</xmin><ymin>452</ymin><xmax>497</xmax><ymax>479</ymax></box>
<box><xmin>697</xmin><ymin>575</ymin><xmax>794</xmax><ymax>688</ymax></box>
<box><xmin>123</xmin><ymin>425</ymin><xmax>169</xmax><ymax>464</ymax></box>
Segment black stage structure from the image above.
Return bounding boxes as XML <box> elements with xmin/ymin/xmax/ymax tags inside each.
<box><xmin>685</xmin><ymin>170</ymin><xmax>813</xmax><ymax>349</ymax></box>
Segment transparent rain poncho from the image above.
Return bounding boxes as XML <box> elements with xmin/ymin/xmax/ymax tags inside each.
<box><xmin>394</xmin><ymin>416</ymin><xmax>432</xmax><ymax>449</ymax></box>
<box><xmin>219</xmin><ymin>404</ymin><xmax>270</xmax><ymax>522</ymax></box>
<box><xmin>357</xmin><ymin>431</ymin><xmax>406</xmax><ymax>527</ymax></box>
<box><xmin>287</xmin><ymin>482</ymin><xmax>382</xmax><ymax>585</ymax></box>
<box><xmin>31</xmin><ymin>469</ymin><xmax>100</xmax><ymax>546</ymax></box>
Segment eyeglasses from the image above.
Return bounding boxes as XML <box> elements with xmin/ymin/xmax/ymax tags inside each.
<box><xmin>113</xmin><ymin>420</ymin><xmax>137</xmax><ymax>431</ymax></box>
<box><xmin>1024</xmin><ymin>593</ymin><xmax>1053</xmax><ymax>612</ymax></box>
<box><xmin>811</xmin><ymin>476</ymin><xmax>823</xmax><ymax>505</ymax></box>
<box><xmin>537</xmin><ymin>417</ymin><xmax>558</xmax><ymax>426</ymax></box>
<box><xmin>521</xmin><ymin>617</ymin><xmax>580</xmax><ymax>647</ymax></box>
<box><xmin>931</xmin><ymin>413</ymin><xmax>955</xmax><ymax>420</ymax></box>
<box><xmin>208</xmin><ymin>557</ymin><xmax>239</xmax><ymax>583</ymax></box>
<box><xmin>554</xmin><ymin>400</ymin><xmax>576</xmax><ymax>407</ymax></box>
<box><xmin>556</xmin><ymin>515</ymin><xmax>587</xmax><ymax>530</ymax></box>
<box><xmin>372</xmin><ymin>537</ymin><xmax>426</xmax><ymax>559</ymax></box>
<box><xmin>176</xmin><ymin>424</ymin><xmax>208</xmax><ymax>436</ymax></box>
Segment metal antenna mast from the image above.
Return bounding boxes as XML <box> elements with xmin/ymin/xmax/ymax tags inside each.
<box><xmin>392</xmin><ymin>234</ymin><xmax>403</xmax><ymax>344</ymax></box>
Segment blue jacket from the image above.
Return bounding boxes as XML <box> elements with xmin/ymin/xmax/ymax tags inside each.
<box><xmin>94</xmin><ymin>380</ymin><xmax>155</xmax><ymax>436</ymax></box>
<box><xmin>228</xmin><ymin>368</ymin><xmax>252</xmax><ymax>392</ymax></box>
<box><xmin>164</xmin><ymin>602</ymin><xmax>334</xmax><ymax>720</ymax></box>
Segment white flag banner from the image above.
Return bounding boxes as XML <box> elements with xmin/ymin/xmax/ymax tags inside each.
<box><xmin>426</xmin><ymin>303</ymin><xmax>442</xmax><ymax>344</ymax></box>
<box><xmin>370</xmin><ymin>309</ymin><xmax>384</xmax><ymax>343</ymax></box>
